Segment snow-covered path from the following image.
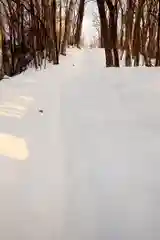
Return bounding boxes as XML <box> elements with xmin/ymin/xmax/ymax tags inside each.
<box><xmin>0</xmin><ymin>49</ymin><xmax>160</xmax><ymax>240</ymax></box>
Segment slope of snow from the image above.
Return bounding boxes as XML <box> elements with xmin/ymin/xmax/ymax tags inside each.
<box><xmin>0</xmin><ymin>48</ymin><xmax>160</xmax><ymax>240</ymax></box>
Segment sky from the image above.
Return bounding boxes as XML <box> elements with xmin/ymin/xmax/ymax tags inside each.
<box><xmin>82</xmin><ymin>1</ymin><xmax>98</xmax><ymax>44</ymax></box>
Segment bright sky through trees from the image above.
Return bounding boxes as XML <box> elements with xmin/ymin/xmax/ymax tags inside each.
<box><xmin>82</xmin><ymin>1</ymin><xmax>97</xmax><ymax>44</ymax></box>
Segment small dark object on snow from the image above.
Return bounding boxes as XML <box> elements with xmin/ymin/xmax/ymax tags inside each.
<box><xmin>38</xmin><ymin>109</ymin><xmax>43</xmax><ymax>114</ymax></box>
<box><xmin>73</xmin><ymin>64</ymin><xmax>75</xmax><ymax>67</ymax></box>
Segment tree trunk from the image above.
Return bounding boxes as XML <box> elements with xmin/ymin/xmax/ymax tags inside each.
<box><xmin>132</xmin><ymin>0</ymin><xmax>146</xmax><ymax>66</ymax></box>
<box><xmin>96</xmin><ymin>0</ymin><xmax>113</xmax><ymax>66</ymax></box>
<box><xmin>58</xmin><ymin>0</ymin><xmax>62</xmax><ymax>52</ymax></box>
<box><xmin>75</xmin><ymin>0</ymin><xmax>85</xmax><ymax>48</ymax></box>
<box><xmin>125</xmin><ymin>0</ymin><xmax>134</xmax><ymax>66</ymax></box>
<box><xmin>61</xmin><ymin>0</ymin><xmax>74</xmax><ymax>55</ymax></box>
<box><xmin>155</xmin><ymin>0</ymin><xmax>160</xmax><ymax>66</ymax></box>
<box><xmin>52</xmin><ymin>0</ymin><xmax>59</xmax><ymax>64</ymax></box>
<box><xmin>106</xmin><ymin>0</ymin><xmax>119</xmax><ymax>67</ymax></box>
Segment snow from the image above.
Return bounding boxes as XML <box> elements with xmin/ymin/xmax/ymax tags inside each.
<box><xmin>0</xmin><ymin>48</ymin><xmax>160</xmax><ymax>240</ymax></box>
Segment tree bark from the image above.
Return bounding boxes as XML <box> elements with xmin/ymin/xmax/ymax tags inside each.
<box><xmin>106</xmin><ymin>0</ymin><xmax>119</xmax><ymax>67</ymax></box>
<box><xmin>75</xmin><ymin>0</ymin><xmax>85</xmax><ymax>48</ymax></box>
<box><xmin>96</xmin><ymin>0</ymin><xmax>113</xmax><ymax>66</ymax></box>
<box><xmin>132</xmin><ymin>0</ymin><xmax>146</xmax><ymax>66</ymax></box>
<box><xmin>52</xmin><ymin>0</ymin><xmax>59</xmax><ymax>64</ymax></box>
<box><xmin>155</xmin><ymin>0</ymin><xmax>160</xmax><ymax>66</ymax></box>
<box><xmin>125</xmin><ymin>0</ymin><xmax>134</xmax><ymax>66</ymax></box>
<box><xmin>61</xmin><ymin>0</ymin><xmax>74</xmax><ymax>55</ymax></box>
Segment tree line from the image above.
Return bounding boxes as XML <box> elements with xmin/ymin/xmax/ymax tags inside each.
<box><xmin>0</xmin><ymin>0</ymin><xmax>159</xmax><ymax>79</ymax></box>
<box><xmin>0</xmin><ymin>0</ymin><xmax>84</xmax><ymax>78</ymax></box>
<box><xmin>94</xmin><ymin>0</ymin><xmax>160</xmax><ymax>67</ymax></box>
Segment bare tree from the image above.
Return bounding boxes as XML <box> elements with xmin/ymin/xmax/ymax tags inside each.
<box><xmin>96</xmin><ymin>0</ymin><xmax>113</xmax><ymax>66</ymax></box>
<box><xmin>74</xmin><ymin>0</ymin><xmax>85</xmax><ymax>48</ymax></box>
<box><xmin>0</xmin><ymin>0</ymin><xmax>159</xmax><ymax>77</ymax></box>
<box><xmin>61</xmin><ymin>0</ymin><xmax>76</xmax><ymax>55</ymax></box>
<box><xmin>125</xmin><ymin>0</ymin><xmax>134</xmax><ymax>66</ymax></box>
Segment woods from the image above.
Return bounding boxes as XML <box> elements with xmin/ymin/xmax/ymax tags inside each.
<box><xmin>0</xmin><ymin>0</ymin><xmax>84</xmax><ymax>78</ymax></box>
<box><xmin>0</xmin><ymin>0</ymin><xmax>159</xmax><ymax>79</ymax></box>
<box><xmin>94</xmin><ymin>0</ymin><xmax>160</xmax><ymax>67</ymax></box>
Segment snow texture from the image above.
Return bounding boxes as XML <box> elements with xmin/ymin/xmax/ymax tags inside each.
<box><xmin>0</xmin><ymin>48</ymin><xmax>160</xmax><ymax>240</ymax></box>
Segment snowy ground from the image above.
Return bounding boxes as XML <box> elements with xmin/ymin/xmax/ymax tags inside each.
<box><xmin>0</xmin><ymin>48</ymin><xmax>160</xmax><ymax>240</ymax></box>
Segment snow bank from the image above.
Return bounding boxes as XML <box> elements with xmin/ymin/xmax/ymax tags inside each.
<box><xmin>0</xmin><ymin>48</ymin><xmax>160</xmax><ymax>240</ymax></box>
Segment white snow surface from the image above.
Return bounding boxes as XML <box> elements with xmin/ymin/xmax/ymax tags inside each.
<box><xmin>0</xmin><ymin>48</ymin><xmax>160</xmax><ymax>240</ymax></box>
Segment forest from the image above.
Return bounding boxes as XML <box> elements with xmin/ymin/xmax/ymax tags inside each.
<box><xmin>0</xmin><ymin>1</ymin><xmax>160</xmax><ymax>237</ymax></box>
<box><xmin>0</xmin><ymin>0</ymin><xmax>159</xmax><ymax>79</ymax></box>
